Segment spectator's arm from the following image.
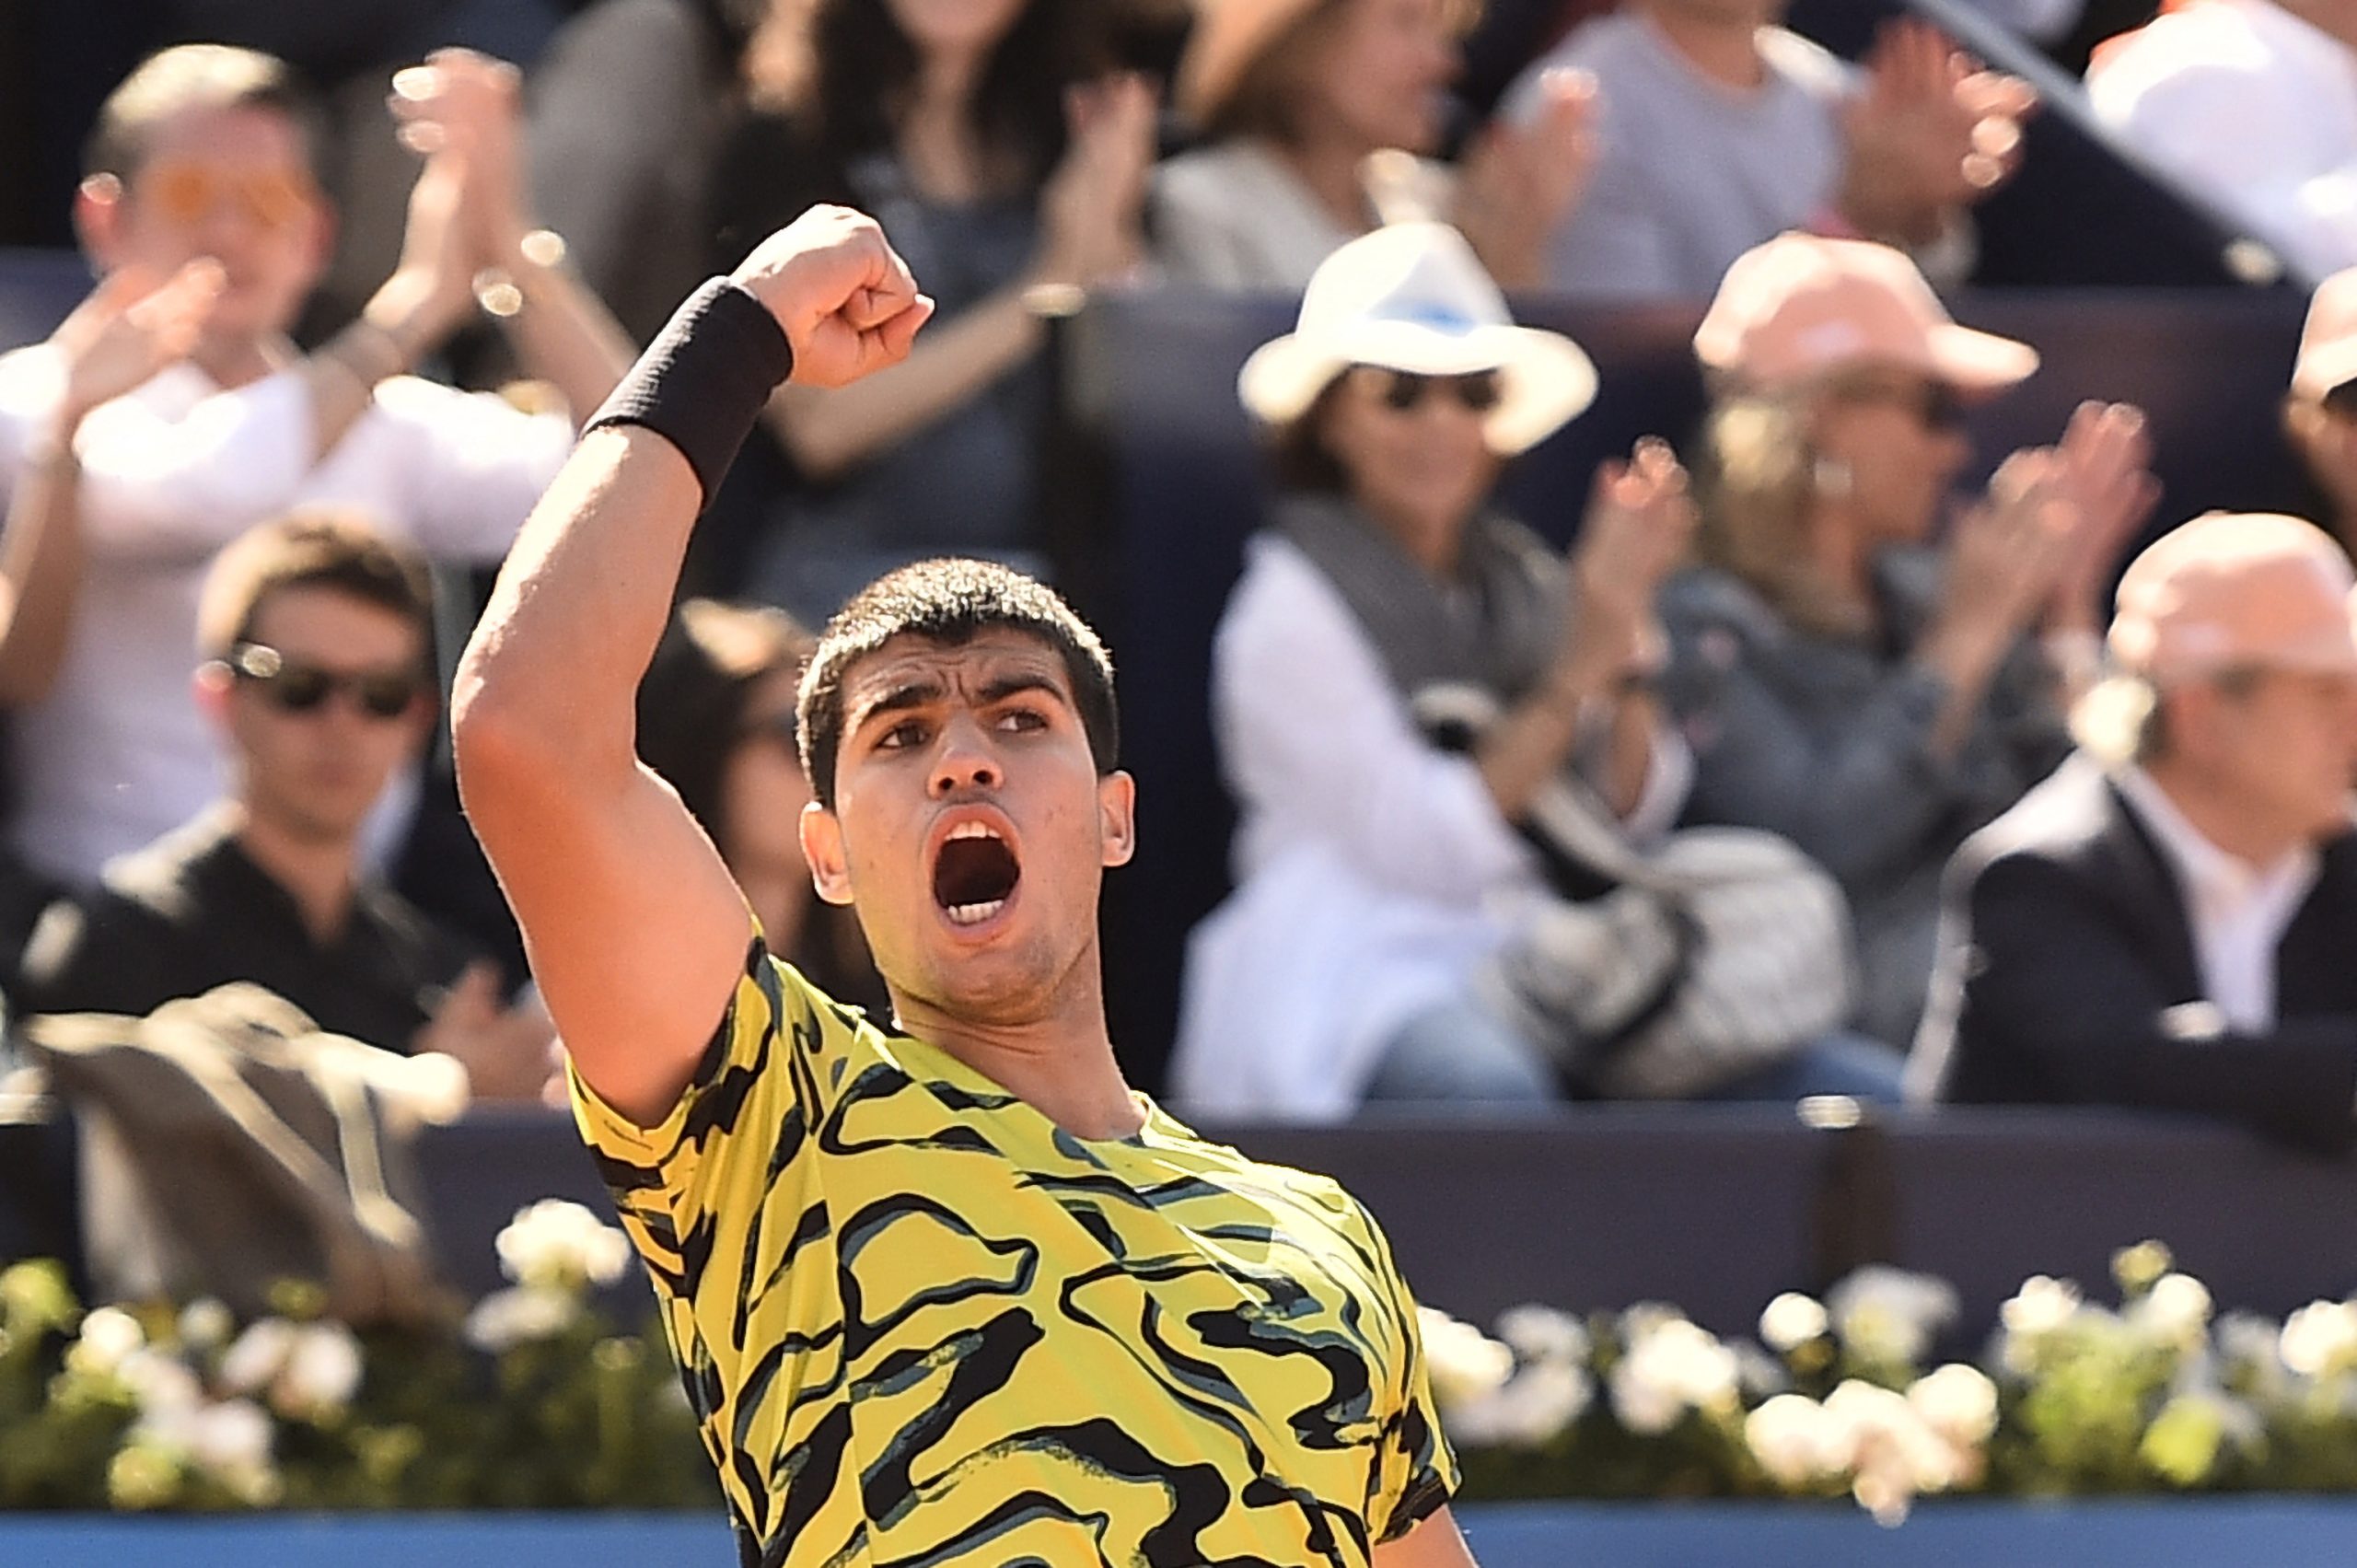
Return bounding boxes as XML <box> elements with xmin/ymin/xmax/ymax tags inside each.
<box><xmin>0</xmin><ymin>417</ymin><xmax>86</xmax><ymax>705</ymax></box>
<box><xmin>1922</xmin><ymin>851</ymin><xmax>2357</xmax><ymax>1153</ymax></box>
<box><xmin>1214</xmin><ymin>549</ymin><xmax>1538</xmax><ymax>903</ymax></box>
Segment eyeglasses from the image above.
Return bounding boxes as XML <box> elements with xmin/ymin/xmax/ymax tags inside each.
<box><xmin>1361</xmin><ymin>367</ymin><xmax>1504</xmax><ymax>415</ymax></box>
<box><xmin>134</xmin><ymin>159</ymin><xmax>317</xmax><ymax>232</ymax></box>
<box><xmin>1828</xmin><ymin>376</ymin><xmax>1968</xmax><ymax>433</ymax></box>
<box><xmin>221</xmin><ymin>643</ymin><xmax>426</xmax><ymax>720</ymax></box>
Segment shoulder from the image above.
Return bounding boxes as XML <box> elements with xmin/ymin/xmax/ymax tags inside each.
<box><xmin>1156</xmin><ymin>142</ymin><xmax>1297</xmax><ymax>216</ymax></box>
<box><xmin>1949</xmin><ymin>756</ymin><xmax>2119</xmax><ymax>891</ymax></box>
<box><xmin>1758</xmin><ymin>25</ymin><xmax>1855</xmax><ymax>101</ymax></box>
<box><xmin>1659</xmin><ymin>565</ymin><xmax>1785</xmax><ymax>646</ymax></box>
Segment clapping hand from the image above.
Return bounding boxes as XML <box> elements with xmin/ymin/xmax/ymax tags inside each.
<box><xmin>1563</xmin><ymin>438</ymin><xmax>1696</xmax><ymax>684</ymax></box>
<box><xmin>52</xmin><ymin>260</ymin><xmax>225</xmax><ymax>424</ymax></box>
<box><xmin>2042</xmin><ymin>401</ymin><xmax>2162</xmax><ymax>633</ymax></box>
<box><xmin>389</xmin><ymin>48</ymin><xmax>535</xmax><ymax>273</ymax></box>
<box><xmin>1838</xmin><ymin>18</ymin><xmax>2035</xmax><ymax>247</ymax></box>
<box><xmin>1032</xmin><ymin>73</ymin><xmax>1155</xmax><ymax>293</ymax></box>
<box><xmin>412</xmin><ymin>960</ymin><xmax>563</xmax><ymax>1105</ymax></box>
<box><xmin>1457</xmin><ymin>67</ymin><xmax>1599</xmax><ymax>289</ymax></box>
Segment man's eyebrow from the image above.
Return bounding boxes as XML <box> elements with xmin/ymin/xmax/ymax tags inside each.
<box><xmin>847</xmin><ymin>679</ymin><xmax>944</xmax><ymax>733</ymax></box>
<box><xmin>979</xmin><ymin>672</ymin><xmax>1073</xmax><ymax>709</ymax></box>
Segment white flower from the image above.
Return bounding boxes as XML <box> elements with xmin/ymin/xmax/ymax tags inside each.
<box><xmin>1451</xmin><ymin>1360</ymin><xmax>1594</xmax><ymax>1448</ymax></box>
<box><xmin>2280</xmin><ymin>1300</ymin><xmax>2357</xmax><ymax>1377</ymax></box>
<box><xmin>494</xmin><ymin>1200</ymin><xmax>634</xmax><ymax>1291</ymax></box>
<box><xmin>1998</xmin><ymin>1275</ymin><xmax>2083</xmax><ymax>1373</ymax></box>
<box><xmin>1826</xmin><ymin>1267</ymin><xmax>1956</xmax><ymax>1367</ymax></box>
<box><xmin>2129</xmin><ymin>1272</ymin><xmax>2213</xmax><ymax>1350</ymax></box>
<box><xmin>1825</xmin><ymin>1378</ymin><xmax>1960</xmax><ymax>1526</ymax></box>
<box><xmin>274</xmin><ymin>1322</ymin><xmax>363</xmax><ymax>1418</ymax></box>
<box><xmin>1759</xmin><ymin>1292</ymin><xmax>1830</xmax><ymax>1353</ymax></box>
<box><xmin>68</xmin><ymin>1306</ymin><xmax>145</xmax><ymax>1377</ymax></box>
<box><xmin>464</xmin><ymin>1285</ymin><xmax>577</xmax><ymax>1353</ymax></box>
<box><xmin>177</xmin><ymin>1299</ymin><xmax>234</xmax><ymax>1352</ymax></box>
<box><xmin>1907</xmin><ymin>1364</ymin><xmax>1999</xmax><ymax>1447</ymax></box>
<box><xmin>1609</xmin><ymin>1317</ymin><xmax>1739</xmax><ymax>1435</ymax></box>
<box><xmin>1745</xmin><ymin>1393</ymin><xmax>1854</xmax><ymax>1487</ymax></box>
<box><xmin>1417</xmin><ymin>1307</ymin><xmax>1515</xmax><ymax>1415</ymax></box>
<box><xmin>1495</xmin><ymin>1304</ymin><xmax>1589</xmax><ymax>1367</ymax></box>
<box><xmin>218</xmin><ymin>1318</ymin><xmax>297</xmax><ymax>1396</ymax></box>
<box><xmin>118</xmin><ymin>1348</ymin><xmax>203</xmax><ymax>1420</ymax></box>
<box><xmin>188</xmin><ymin>1399</ymin><xmax>281</xmax><ymax>1505</ymax></box>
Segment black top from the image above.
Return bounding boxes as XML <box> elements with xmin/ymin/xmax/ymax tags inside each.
<box><xmin>1905</xmin><ymin>755</ymin><xmax>2357</xmax><ymax>1155</ymax></box>
<box><xmin>18</xmin><ymin>809</ymin><xmax>475</xmax><ymax>1051</ymax></box>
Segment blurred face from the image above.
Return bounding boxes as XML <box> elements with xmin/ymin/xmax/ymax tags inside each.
<box><xmin>82</xmin><ymin>104</ymin><xmax>329</xmax><ymax>349</ymax></box>
<box><xmin>1808</xmin><ymin>366</ymin><xmax>1972</xmax><ymax>550</ymax></box>
<box><xmin>721</xmin><ymin>667</ymin><xmax>817</xmax><ymax>879</ymax></box>
<box><xmin>2173</xmin><ymin>667</ymin><xmax>2357</xmax><ymax>849</ymax></box>
<box><xmin>1295</xmin><ymin>0</ymin><xmax>1457</xmax><ymax>154</ymax></box>
<box><xmin>880</xmin><ymin>0</ymin><xmax>1029</xmax><ymax>62</ymax></box>
<box><xmin>799</xmin><ymin>630</ymin><xmax>1134</xmax><ymax>1027</ymax></box>
<box><xmin>204</xmin><ymin>586</ymin><xmax>433</xmax><ymax>848</ymax></box>
<box><xmin>1318</xmin><ymin>364</ymin><xmax>1503</xmax><ymax>557</ymax></box>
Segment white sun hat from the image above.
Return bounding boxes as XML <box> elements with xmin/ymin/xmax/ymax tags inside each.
<box><xmin>1237</xmin><ymin>221</ymin><xmax>1599</xmax><ymax>455</ymax></box>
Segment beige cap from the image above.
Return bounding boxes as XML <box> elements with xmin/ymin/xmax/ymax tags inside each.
<box><xmin>1692</xmin><ymin>232</ymin><xmax>2039</xmax><ymax>393</ymax></box>
<box><xmin>2108</xmin><ymin>512</ymin><xmax>2357</xmax><ymax>684</ymax></box>
<box><xmin>2293</xmin><ymin>267</ymin><xmax>2357</xmax><ymax>402</ymax></box>
<box><xmin>1177</xmin><ymin>0</ymin><xmax>1324</xmax><ymax>128</ymax></box>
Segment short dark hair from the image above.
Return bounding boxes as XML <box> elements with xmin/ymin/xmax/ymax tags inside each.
<box><xmin>1266</xmin><ymin>378</ymin><xmax>1352</xmax><ymax>494</ymax></box>
<box><xmin>796</xmin><ymin>559</ymin><xmax>1119</xmax><ymax>810</ymax></box>
<box><xmin>85</xmin><ymin>44</ymin><xmax>323</xmax><ymax>181</ymax></box>
<box><xmin>196</xmin><ymin>512</ymin><xmax>434</xmax><ymax>659</ymax></box>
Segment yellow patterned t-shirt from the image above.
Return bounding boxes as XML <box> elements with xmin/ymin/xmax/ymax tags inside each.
<box><xmin>569</xmin><ymin>933</ymin><xmax>1457</xmax><ymax>1567</ymax></box>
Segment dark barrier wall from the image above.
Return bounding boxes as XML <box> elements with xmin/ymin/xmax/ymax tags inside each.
<box><xmin>15</xmin><ymin>1104</ymin><xmax>2353</xmax><ymax>1347</ymax></box>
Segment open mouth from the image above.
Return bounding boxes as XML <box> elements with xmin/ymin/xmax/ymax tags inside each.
<box><xmin>933</xmin><ymin>820</ymin><xmax>1021</xmax><ymax>927</ymax></box>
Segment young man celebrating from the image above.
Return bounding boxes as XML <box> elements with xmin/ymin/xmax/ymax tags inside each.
<box><xmin>453</xmin><ymin>209</ymin><xmax>1476</xmax><ymax>1565</ymax></box>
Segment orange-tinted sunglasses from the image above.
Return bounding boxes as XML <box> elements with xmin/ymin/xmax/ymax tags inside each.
<box><xmin>134</xmin><ymin>159</ymin><xmax>318</xmax><ymax>231</ymax></box>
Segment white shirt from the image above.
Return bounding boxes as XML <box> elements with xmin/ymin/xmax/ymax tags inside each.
<box><xmin>0</xmin><ymin>347</ymin><xmax>574</xmax><ymax>885</ymax></box>
<box><xmin>2086</xmin><ymin>0</ymin><xmax>2357</xmax><ymax>281</ymax></box>
<box><xmin>1173</xmin><ymin>534</ymin><xmax>1689</xmax><ymax>1120</ymax></box>
<box><xmin>2114</xmin><ymin>765</ymin><xmax>2321</xmax><ymax>1034</ymax></box>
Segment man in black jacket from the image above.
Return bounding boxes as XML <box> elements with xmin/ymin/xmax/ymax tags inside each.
<box><xmin>1907</xmin><ymin>511</ymin><xmax>2357</xmax><ymax>1153</ymax></box>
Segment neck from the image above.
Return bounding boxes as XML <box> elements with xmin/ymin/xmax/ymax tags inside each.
<box><xmin>1804</xmin><ymin>503</ymin><xmax>1881</xmax><ymax>621</ymax></box>
<box><xmin>1640</xmin><ymin>4</ymin><xmax>1769</xmax><ymax>89</ymax></box>
<box><xmin>229</xmin><ymin>803</ymin><xmax>361</xmax><ymax>946</ymax></box>
<box><xmin>889</xmin><ymin>947</ymin><xmax>1143</xmax><ymax>1140</ymax></box>
<box><xmin>1357</xmin><ymin>492</ymin><xmax>1465</xmax><ymax>577</ymax></box>
<box><xmin>1269</xmin><ymin>132</ymin><xmax>1376</xmax><ymax>237</ymax></box>
<box><xmin>191</xmin><ymin>331</ymin><xmax>288</xmax><ymax>391</ymax></box>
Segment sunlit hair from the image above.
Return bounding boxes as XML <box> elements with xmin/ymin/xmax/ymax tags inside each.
<box><xmin>196</xmin><ymin>512</ymin><xmax>432</xmax><ymax>660</ymax></box>
<box><xmin>85</xmin><ymin>44</ymin><xmax>323</xmax><ymax>180</ymax></box>
<box><xmin>637</xmin><ymin>600</ymin><xmax>817</xmax><ymax>859</ymax></box>
<box><xmin>2073</xmin><ymin>666</ymin><xmax>2266</xmax><ymax>768</ymax></box>
<box><xmin>743</xmin><ymin>0</ymin><xmax>1112</xmax><ymax>192</ymax></box>
<box><xmin>796</xmin><ymin>559</ymin><xmax>1120</xmax><ymax>810</ymax></box>
<box><xmin>1692</xmin><ymin>387</ymin><xmax>1875</xmax><ymax>641</ymax></box>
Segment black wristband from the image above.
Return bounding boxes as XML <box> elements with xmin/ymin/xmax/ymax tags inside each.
<box><xmin>584</xmin><ymin>278</ymin><xmax>795</xmax><ymax>505</ymax></box>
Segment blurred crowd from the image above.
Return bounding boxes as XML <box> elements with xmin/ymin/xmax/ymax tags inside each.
<box><xmin>4</xmin><ymin>0</ymin><xmax>2357</xmax><ymax>1160</ymax></box>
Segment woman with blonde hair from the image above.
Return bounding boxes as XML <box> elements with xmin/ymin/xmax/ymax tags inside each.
<box><xmin>1155</xmin><ymin>0</ymin><xmax>1596</xmax><ymax>290</ymax></box>
<box><xmin>1663</xmin><ymin>233</ymin><xmax>2158</xmax><ymax>1048</ymax></box>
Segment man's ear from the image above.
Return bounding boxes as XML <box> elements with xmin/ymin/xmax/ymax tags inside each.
<box><xmin>73</xmin><ymin>174</ymin><xmax>126</xmax><ymax>272</ymax></box>
<box><xmin>800</xmin><ymin>800</ymin><xmax>855</xmax><ymax>906</ymax></box>
<box><xmin>1097</xmin><ymin>770</ymin><xmax>1137</xmax><ymax>869</ymax></box>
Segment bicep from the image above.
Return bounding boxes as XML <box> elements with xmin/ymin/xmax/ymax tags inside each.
<box><xmin>1373</xmin><ymin>1507</ymin><xmax>1479</xmax><ymax>1568</ymax></box>
<box><xmin>464</xmin><ymin>750</ymin><xmax>750</xmax><ymax>1127</ymax></box>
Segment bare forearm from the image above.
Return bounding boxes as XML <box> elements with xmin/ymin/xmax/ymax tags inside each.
<box><xmin>493</xmin><ymin>240</ymin><xmax>636</xmax><ymax>420</ymax></box>
<box><xmin>0</xmin><ymin>412</ymin><xmax>88</xmax><ymax>704</ymax></box>
<box><xmin>455</xmin><ymin>425</ymin><xmax>700</xmax><ymax>772</ymax></box>
<box><xmin>1595</xmin><ymin>690</ymin><xmax>1659</xmax><ymax>819</ymax></box>
<box><xmin>764</xmin><ymin>287</ymin><xmax>1039</xmax><ymax>479</ymax></box>
<box><xmin>297</xmin><ymin>271</ymin><xmax>467</xmax><ymax>459</ymax></box>
<box><xmin>1478</xmin><ymin>656</ymin><xmax>1613</xmax><ymax>821</ymax></box>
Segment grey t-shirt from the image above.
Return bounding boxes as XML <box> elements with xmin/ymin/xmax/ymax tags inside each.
<box><xmin>1507</xmin><ymin>12</ymin><xmax>1855</xmax><ymax>300</ymax></box>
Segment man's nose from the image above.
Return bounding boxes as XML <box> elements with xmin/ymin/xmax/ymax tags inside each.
<box><xmin>929</xmin><ymin>713</ymin><xmax>1002</xmax><ymax>797</ymax></box>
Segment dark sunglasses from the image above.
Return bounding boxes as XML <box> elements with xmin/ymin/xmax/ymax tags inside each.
<box><xmin>1365</xmin><ymin>367</ymin><xmax>1504</xmax><ymax>415</ymax></box>
<box><xmin>1830</xmin><ymin>377</ymin><xmax>1968</xmax><ymax>432</ymax></box>
<box><xmin>222</xmin><ymin>642</ymin><xmax>426</xmax><ymax>720</ymax></box>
